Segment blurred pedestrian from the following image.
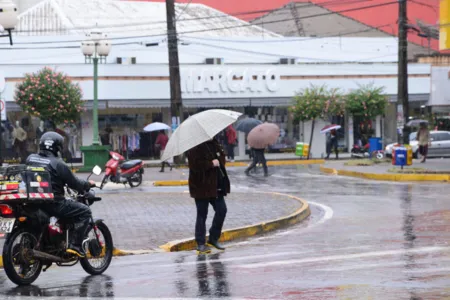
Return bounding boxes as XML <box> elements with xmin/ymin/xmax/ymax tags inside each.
<box><xmin>326</xmin><ymin>129</ymin><xmax>338</xmax><ymax>160</ymax></box>
<box><xmin>155</xmin><ymin>130</ymin><xmax>172</xmax><ymax>172</ymax></box>
<box><xmin>225</xmin><ymin>125</ymin><xmax>237</xmax><ymax>162</ymax></box>
<box><xmin>187</xmin><ymin>137</ymin><xmax>230</xmax><ymax>255</ymax></box>
<box><xmin>245</xmin><ymin>147</ymin><xmax>268</xmax><ymax>177</ymax></box>
<box><xmin>417</xmin><ymin>122</ymin><xmax>430</xmax><ymax>163</ymax></box>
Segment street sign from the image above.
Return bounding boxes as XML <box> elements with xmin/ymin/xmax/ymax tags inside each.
<box><xmin>0</xmin><ymin>99</ymin><xmax>6</xmax><ymax>121</ymax></box>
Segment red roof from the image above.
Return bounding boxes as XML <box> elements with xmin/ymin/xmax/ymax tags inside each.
<box><xmin>133</xmin><ymin>0</ymin><xmax>439</xmax><ymax>50</ymax></box>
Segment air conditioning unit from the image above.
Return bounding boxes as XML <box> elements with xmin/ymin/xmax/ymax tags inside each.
<box><xmin>279</xmin><ymin>58</ymin><xmax>296</xmax><ymax>65</ymax></box>
<box><xmin>116</xmin><ymin>57</ymin><xmax>137</xmax><ymax>65</ymax></box>
<box><xmin>205</xmin><ymin>58</ymin><xmax>224</xmax><ymax>65</ymax></box>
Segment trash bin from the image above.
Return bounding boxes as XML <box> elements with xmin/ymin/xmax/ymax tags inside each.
<box><xmin>369</xmin><ymin>137</ymin><xmax>382</xmax><ymax>156</ymax></box>
<box><xmin>405</xmin><ymin>145</ymin><xmax>413</xmax><ymax>166</ymax></box>
<box><xmin>295</xmin><ymin>142</ymin><xmax>304</xmax><ymax>157</ymax></box>
<box><xmin>392</xmin><ymin>146</ymin><xmax>407</xmax><ymax>167</ymax></box>
<box><xmin>295</xmin><ymin>143</ymin><xmax>309</xmax><ymax>157</ymax></box>
<box><xmin>303</xmin><ymin>144</ymin><xmax>309</xmax><ymax>157</ymax></box>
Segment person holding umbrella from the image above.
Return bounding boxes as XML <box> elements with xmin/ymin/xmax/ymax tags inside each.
<box><xmin>244</xmin><ymin>123</ymin><xmax>279</xmax><ymax>177</ymax></box>
<box><xmin>416</xmin><ymin>122</ymin><xmax>430</xmax><ymax>163</ymax></box>
<box><xmin>160</xmin><ymin>109</ymin><xmax>242</xmax><ymax>255</ymax></box>
<box><xmin>321</xmin><ymin>124</ymin><xmax>341</xmax><ymax>160</ymax></box>
<box><xmin>155</xmin><ymin>130</ymin><xmax>172</xmax><ymax>172</ymax></box>
<box><xmin>187</xmin><ymin>137</ymin><xmax>230</xmax><ymax>254</ymax></box>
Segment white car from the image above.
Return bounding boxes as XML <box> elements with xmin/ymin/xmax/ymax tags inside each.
<box><xmin>385</xmin><ymin>131</ymin><xmax>450</xmax><ymax>158</ymax></box>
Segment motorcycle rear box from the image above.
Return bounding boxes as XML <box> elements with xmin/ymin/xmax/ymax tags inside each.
<box><xmin>0</xmin><ymin>165</ymin><xmax>54</xmax><ymax>201</ymax></box>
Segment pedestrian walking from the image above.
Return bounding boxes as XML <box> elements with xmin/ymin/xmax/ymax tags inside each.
<box><xmin>186</xmin><ymin>137</ymin><xmax>230</xmax><ymax>255</ymax></box>
<box><xmin>417</xmin><ymin>122</ymin><xmax>430</xmax><ymax>163</ymax></box>
<box><xmin>225</xmin><ymin>125</ymin><xmax>237</xmax><ymax>162</ymax></box>
<box><xmin>326</xmin><ymin>129</ymin><xmax>339</xmax><ymax>160</ymax></box>
<box><xmin>155</xmin><ymin>130</ymin><xmax>172</xmax><ymax>172</ymax></box>
<box><xmin>245</xmin><ymin>147</ymin><xmax>268</xmax><ymax>177</ymax></box>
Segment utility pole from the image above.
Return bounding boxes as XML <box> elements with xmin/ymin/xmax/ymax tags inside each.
<box><xmin>165</xmin><ymin>0</ymin><xmax>184</xmax><ymax>164</ymax></box>
<box><xmin>398</xmin><ymin>0</ymin><xmax>409</xmax><ymax>144</ymax></box>
<box><xmin>165</xmin><ymin>0</ymin><xmax>183</xmax><ymax>128</ymax></box>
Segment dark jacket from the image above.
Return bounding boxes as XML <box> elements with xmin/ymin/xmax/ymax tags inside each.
<box><xmin>187</xmin><ymin>139</ymin><xmax>230</xmax><ymax>199</ymax></box>
<box><xmin>26</xmin><ymin>151</ymin><xmax>91</xmax><ymax>199</ymax></box>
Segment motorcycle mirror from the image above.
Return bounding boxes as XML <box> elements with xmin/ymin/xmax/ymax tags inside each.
<box><xmin>92</xmin><ymin>165</ymin><xmax>102</xmax><ymax>176</ymax></box>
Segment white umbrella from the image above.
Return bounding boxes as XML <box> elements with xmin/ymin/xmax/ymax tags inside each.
<box><xmin>161</xmin><ymin>109</ymin><xmax>242</xmax><ymax>161</ymax></box>
<box><xmin>143</xmin><ymin>122</ymin><xmax>171</xmax><ymax>132</ymax></box>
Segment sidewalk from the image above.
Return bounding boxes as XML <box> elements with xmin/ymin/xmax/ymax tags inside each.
<box><xmin>321</xmin><ymin>158</ymin><xmax>450</xmax><ymax>182</ymax></box>
<box><xmin>91</xmin><ymin>192</ymin><xmax>302</xmax><ymax>251</ymax></box>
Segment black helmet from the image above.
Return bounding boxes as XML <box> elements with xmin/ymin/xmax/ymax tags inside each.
<box><xmin>39</xmin><ymin>131</ymin><xmax>64</xmax><ymax>155</ymax></box>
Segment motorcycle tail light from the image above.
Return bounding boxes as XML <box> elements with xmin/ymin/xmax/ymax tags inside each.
<box><xmin>0</xmin><ymin>204</ymin><xmax>13</xmax><ymax>216</ymax></box>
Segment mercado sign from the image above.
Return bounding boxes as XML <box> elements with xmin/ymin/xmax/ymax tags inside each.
<box><xmin>181</xmin><ymin>68</ymin><xmax>280</xmax><ymax>94</ymax></box>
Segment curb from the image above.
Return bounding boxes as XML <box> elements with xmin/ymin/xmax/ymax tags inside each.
<box><xmin>320</xmin><ymin>165</ymin><xmax>450</xmax><ymax>182</ymax></box>
<box><xmin>0</xmin><ymin>248</ymin><xmax>151</xmax><ymax>268</ymax></box>
<box><xmin>152</xmin><ymin>160</ymin><xmax>325</xmax><ymax>186</ymax></box>
<box><xmin>74</xmin><ymin>159</ymin><xmax>325</xmax><ymax>173</ymax></box>
<box><xmin>153</xmin><ymin>180</ymin><xmax>188</xmax><ymax>186</ymax></box>
<box><xmin>159</xmin><ymin>192</ymin><xmax>311</xmax><ymax>252</ymax></box>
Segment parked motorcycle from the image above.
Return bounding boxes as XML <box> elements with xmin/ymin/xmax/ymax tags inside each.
<box><xmin>0</xmin><ymin>165</ymin><xmax>114</xmax><ymax>286</ymax></box>
<box><xmin>350</xmin><ymin>143</ymin><xmax>370</xmax><ymax>158</ymax></box>
<box><xmin>100</xmin><ymin>151</ymin><xmax>144</xmax><ymax>189</ymax></box>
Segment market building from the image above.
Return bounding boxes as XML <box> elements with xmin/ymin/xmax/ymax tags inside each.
<box><xmin>0</xmin><ymin>0</ymin><xmax>432</xmax><ymax>163</ymax></box>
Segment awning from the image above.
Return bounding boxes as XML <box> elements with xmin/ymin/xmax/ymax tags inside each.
<box><xmin>107</xmin><ymin>99</ymin><xmax>169</xmax><ymax>108</ymax></box>
<box><xmin>5</xmin><ymin>100</ymin><xmax>107</xmax><ymax>112</ymax></box>
<box><xmin>183</xmin><ymin>98</ymin><xmax>250</xmax><ymax>108</ymax></box>
<box><xmin>388</xmin><ymin>94</ymin><xmax>429</xmax><ymax>103</ymax></box>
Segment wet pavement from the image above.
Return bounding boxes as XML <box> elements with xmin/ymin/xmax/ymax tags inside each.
<box><xmin>325</xmin><ymin>158</ymin><xmax>450</xmax><ymax>174</ymax></box>
<box><xmin>1</xmin><ymin>165</ymin><xmax>450</xmax><ymax>299</ymax></box>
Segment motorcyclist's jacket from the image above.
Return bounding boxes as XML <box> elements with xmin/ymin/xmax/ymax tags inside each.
<box><xmin>26</xmin><ymin>151</ymin><xmax>90</xmax><ymax>199</ymax></box>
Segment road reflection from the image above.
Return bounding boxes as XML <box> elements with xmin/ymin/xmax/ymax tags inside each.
<box><xmin>4</xmin><ymin>275</ymin><xmax>114</xmax><ymax>298</ymax></box>
<box><xmin>196</xmin><ymin>253</ymin><xmax>230</xmax><ymax>298</ymax></box>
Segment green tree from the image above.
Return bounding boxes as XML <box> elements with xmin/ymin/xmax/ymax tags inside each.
<box><xmin>290</xmin><ymin>85</ymin><xmax>345</xmax><ymax>159</ymax></box>
<box><xmin>14</xmin><ymin>67</ymin><xmax>85</xmax><ymax>125</ymax></box>
<box><xmin>346</xmin><ymin>84</ymin><xmax>387</xmax><ymax>119</ymax></box>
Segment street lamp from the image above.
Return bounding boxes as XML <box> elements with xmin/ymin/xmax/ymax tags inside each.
<box><xmin>81</xmin><ymin>32</ymin><xmax>111</xmax><ymax>146</ymax></box>
<box><xmin>0</xmin><ymin>0</ymin><xmax>18</xmax><ymax>45</ymax></box>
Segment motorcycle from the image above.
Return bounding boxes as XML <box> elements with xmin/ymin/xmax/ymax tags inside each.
<box><xmin>0</xmin><ymin>165</ymin><xmax>114</xmax><ymax>286</ymax></box>
<box><xmin>100</xmin><ymin>151</ymin><xmax>144</xmax><ymax>190</ymax></box>
<box><xmin>350</xmin><ymin>143</ymin><xmax>370</xmax><ymax>158</ymax></box>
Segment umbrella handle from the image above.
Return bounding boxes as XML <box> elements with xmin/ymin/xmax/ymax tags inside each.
<box><xmin>207</xmin><ymin>147</ymin><xmax>225</xmax><ymax>176</ymax></box>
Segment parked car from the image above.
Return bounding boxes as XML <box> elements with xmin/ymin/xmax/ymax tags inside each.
<box><xmin>385</xmin><ymin>131</ymin><xmax>450</xmax><ymax>158</ymax></box>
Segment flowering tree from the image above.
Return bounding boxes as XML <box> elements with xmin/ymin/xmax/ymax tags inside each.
<box><xmin>14</xmin><ymin>67</ymin><xmax>85</xmax><ymax>125</ymax></box>
<box><xmin>346</xmin><ymin>84</ymin><xmax>387</xmax><ymax>119</ymax></box>
<box><xmin>290</xmin><ymin>85</ymin><xmax>345</xmax><ymax>159</ymax></box>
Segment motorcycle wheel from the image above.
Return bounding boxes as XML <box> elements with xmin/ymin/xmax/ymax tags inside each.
<box><xmin>128</xmin><ymin>172</ymin><xmax>142</xmax><ymax>188</ymax></box>
<box><xmin>100</xmin><ymin>175</ymin><xmax>108</xmax><ymax>190</ymax></box>
<box><xmin>3</xmin><ymin>228</ymin><xmax>42</xmax><ymax>286</ymax></box>
<box><xmin>80</xmin><ymin>222</ymin><xmax>113</xmax><ymax>275</ymax></box>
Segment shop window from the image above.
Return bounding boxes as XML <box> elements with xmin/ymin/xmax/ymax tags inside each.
<box><xmin>0</xmin><ymin>112</ymin><xmax>82</xmax><ymax>164</ymax></box>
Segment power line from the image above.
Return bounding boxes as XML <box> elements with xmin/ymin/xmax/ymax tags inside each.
<box><xmin>11</xmin><ymin>0</ymin><xmax>382</xmax><ymax>34</ymax></box>
<box><xmin>7</xmin><ymin>1</ymin><xmax>398</xmax><ymax>45</ymax></box>
<box><xmin>176</xmin><ymin>0</ymin><xmax>193</xmax><ymax>21</ymax></box>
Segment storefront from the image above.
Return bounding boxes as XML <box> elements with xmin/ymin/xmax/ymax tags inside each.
<box><xmin>0</xmin><ymin>37</ymin><xmax>432</xmax><ymax>161</ymax></box>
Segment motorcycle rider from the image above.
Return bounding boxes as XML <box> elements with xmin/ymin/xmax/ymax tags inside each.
<box><xmin>26</xmin><ymin>131</ymin><xmax>95</xmax><ymax>258</ymax></box>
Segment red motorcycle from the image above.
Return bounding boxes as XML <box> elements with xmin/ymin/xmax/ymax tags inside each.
<box><xmin>100</xmin><ymin>151</ymin><xmax>144</xmax><ymax>189</ymax></box>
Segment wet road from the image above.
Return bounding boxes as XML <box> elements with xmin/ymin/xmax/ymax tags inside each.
<box><xmin>2</xmin><ymin>166</ymin><xmax>450</xmax><ymax>299</ymax></box>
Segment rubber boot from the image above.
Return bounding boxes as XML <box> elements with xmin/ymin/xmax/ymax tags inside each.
<box><xmin>67</xmin><ymin>222</ymin><xmax>89</xmax><ymax>258</ymax></box>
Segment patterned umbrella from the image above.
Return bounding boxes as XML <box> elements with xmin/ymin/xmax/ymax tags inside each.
<box><xmin>320</xmin><ymin>124</ymin><xmax>341</xmax><ymax>134</ymax></box>
<box><xmin>247</xmin><ymin>123</ymin><xmax>280</xmax><ymax>149</ymax></box>
<box><xmin>161</xmin><ymin>109</ymin><xmax>242</xmax><ymax>161</ymax></box>
<box><xmin>235</xmin><ymin>118</ymin><xmax>263</xmax><ymax>134</ymax></box>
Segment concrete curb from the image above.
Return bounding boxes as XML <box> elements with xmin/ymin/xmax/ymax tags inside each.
<box><xmin>0</xmin><ymin>248</ymin><xmax>153</xmax><ymax>268</ymax></box>
<box><xmin>159</xmin><ymin>192</ymin><xmax>311</xmax><ymax>252</ymax></box>
<box><xmin>320</xmin><ymin>165</ymin><xmax>450</xmax><ymax>182</ymax></box>
<box><xmin>153</xmin><ymin>180</ymin><xmax>188</xmax><ymax>186</ymax></box>
<box><xmin>153</xmin><ymin>160</ymin><xmax>325</xmax><ymax>186</ymax></box>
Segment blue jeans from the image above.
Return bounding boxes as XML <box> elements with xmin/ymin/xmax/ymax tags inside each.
<box><xmin>195</xmin><ymin>195</ymin><xmax>227</xmax><ymax>246</ymax></box>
